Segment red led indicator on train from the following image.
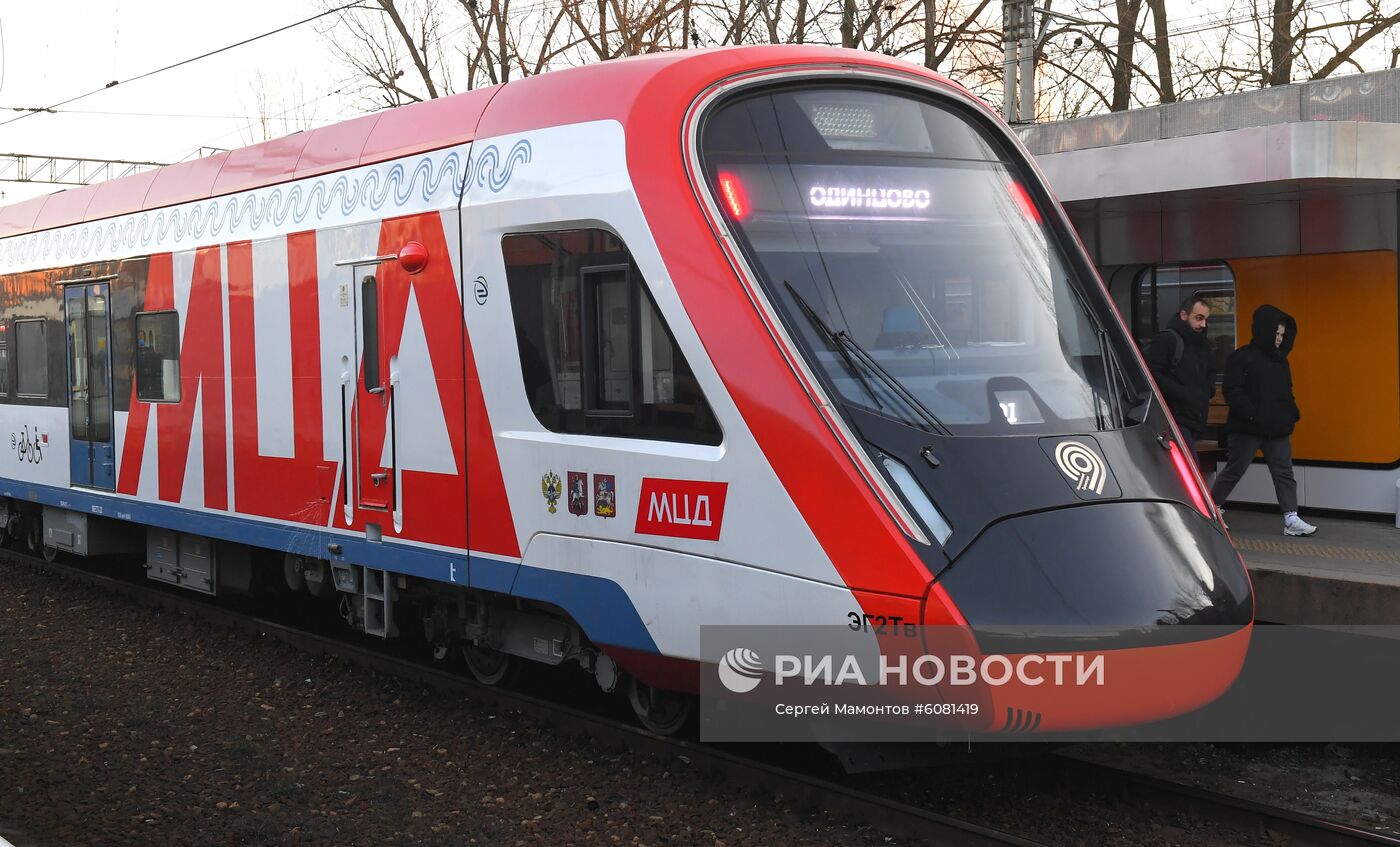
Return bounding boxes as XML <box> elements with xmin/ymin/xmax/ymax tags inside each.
<box><xmin>718</xmin><ymin>173</ymin><xmax>748</xmax><ymax>219</ymax></box>
<box><xmin>1006</xmin><ymin>180</ymin><xmax>1041</xmax><ymax>224</ymax></box>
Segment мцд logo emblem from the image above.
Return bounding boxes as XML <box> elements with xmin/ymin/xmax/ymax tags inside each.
<box><xmin>1055</xmin><ymin>440</ymin><xmax>1106</xmax><ymax>494</ymax></box>
<box><xmin>1039</xmin><ymin>436</ymin><xmax>1120</xmax><ymax>499</ymax></box>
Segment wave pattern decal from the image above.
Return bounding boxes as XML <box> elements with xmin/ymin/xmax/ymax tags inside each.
<box><xmin>0</xmin><ymin>137</ymin><xmax>534</xmax><ymax>274</ymax></box>
<box><xmin>468</xmin><ymin>140</ymin><xmax>532</xmax><ymax>194</ymax></box>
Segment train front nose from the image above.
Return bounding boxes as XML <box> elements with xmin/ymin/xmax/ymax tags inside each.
<box><xmin>936</xmin><ymin>500</ymin><xmax>1253</xmax><ymax>631</ymax></box>
<box><xmin>929</xmin><ymin>501</ymin><xmax>1254</xmax><ymax>732</ymax></box>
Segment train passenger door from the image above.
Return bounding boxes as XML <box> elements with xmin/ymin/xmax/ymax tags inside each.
<box><xmin>352</xmin><ymin>262</ymin><xmax>396</xmax><ymax>514</ymax></box>
<box><xmin>64</xmin><ymin>282</ymin><xmax>116</xmax><ymax>489</ymax></box>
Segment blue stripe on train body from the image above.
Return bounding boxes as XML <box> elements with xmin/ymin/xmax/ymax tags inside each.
<box><xmin>1</xmin><ymin>478</ymin><xmax>657</xmax><ymax>654</ymax></box>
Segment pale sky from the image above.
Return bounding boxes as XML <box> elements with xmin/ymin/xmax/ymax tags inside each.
<box><xmin>0</xmin><ymin>0</ymin><xmax>352</xmax><ymax>204</ymax></box>
<box><xmin>2</xmin><ymin>1</ymin><xmax>1396</xmax><ymax>207</ymax></box>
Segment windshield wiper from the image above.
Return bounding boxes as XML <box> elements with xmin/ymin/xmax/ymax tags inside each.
<box><xmin>784</xmin><ymin>282</ymin><xmax>882</xmax><ymax>409</ymax></box>
<box><xmin>1064</xmin><ymin>278</ymin><xmax>1129</xmax><ymax>430</ymax></box>
<box><xmin>784</xmin><ymin>282</ymin><xmax>950</xmax><ymax>435</ymax></box>
<box><xmin>834</xmin><ymin>330</ymin><xmax>950</xmax><ymax>434</ymax></box>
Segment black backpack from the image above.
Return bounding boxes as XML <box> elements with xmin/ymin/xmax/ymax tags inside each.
<box><xmin>1159</xmin><ymin>329</ymin><xmax>1185</xmax><ymax>374</ymax></box>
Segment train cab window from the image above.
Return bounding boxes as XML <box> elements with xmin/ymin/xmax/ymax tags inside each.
<box><xmin>1133</xmin><ymin>263</ymin><xmax>1236</xmax><ymax>382</ymax></box>
<box><xmin>700</xmin><ymin>85</ymin><xmax>1146</xmax><ymax>434</ymax></box>
<box><xmin>503</xmin><ymin>229</ymin><xmax>722</xmax><ymax>445</ymax></box>
<box><xmin>135</xmin><ymin>311</ymin><xmax>181</xmax><ymax>402</ymax></box>
<box><xmin>15</xmin><ymin>319</ymin><xmax>47</xmax><ymax>399</ymax></box>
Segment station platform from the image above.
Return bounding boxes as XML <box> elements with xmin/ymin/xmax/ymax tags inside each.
<box><xmin>1225</xmin><ymin>508</ymin><xmax>1400</xmax><ymax>625</ymax></box>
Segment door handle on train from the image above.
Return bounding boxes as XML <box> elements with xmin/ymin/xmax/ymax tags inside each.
<box><xmin>371</xmin><ymin>472</ymin><xmax>388</xmax><ymax>486</ymax></box>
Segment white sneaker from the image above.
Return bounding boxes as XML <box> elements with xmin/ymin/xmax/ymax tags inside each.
<box><xmin>1283</xmin><ymin>514</ymin><xmax>1317</xmax><ymax>537</ymax></box>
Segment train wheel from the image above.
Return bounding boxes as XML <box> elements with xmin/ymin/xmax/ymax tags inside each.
<box><xmin>24</xmin><ymin>518</ymin><xmax>41</xmax><ymax>554</ymax></box>
<box><xmin>462</xmin><ymin>642</ymin><xmax>515</xmax><ymax>686</ymax></box>
<box><xmin>626</xmin><ymin>677</ymin><xmax>694</xmax><ymax>736</ymax></box>
<box><xmin>282</xmin><ymin>554</ymin><xmax>308</xmax><ymax>593</ymax></box>
<box><xmin>304</xmin><ymin>560</ymin><xmax>334</xmax><ymax>598</ymax></box>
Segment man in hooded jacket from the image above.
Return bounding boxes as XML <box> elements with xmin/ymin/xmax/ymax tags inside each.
<box><xmin>1209</xmin><ymin>304</ymin><xmax>1317</xmax><ymax>536</ymax></box>
<box><xmin>1144</xmin><ymin>297</ymin><xmax>1214</xmax><ymax>457</ymax></box>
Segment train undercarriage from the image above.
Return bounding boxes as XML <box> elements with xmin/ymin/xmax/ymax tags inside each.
<box><xmin>9</xmin><ymin>500</ymin><xmax>695</xmax><ymax>736</ymax></box>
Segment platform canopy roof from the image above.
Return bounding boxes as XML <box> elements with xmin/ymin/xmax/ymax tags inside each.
<box><xmin>1019</xmin><ymin>68</ymin><xmax>1400</xmax><ymax>203</ymax></box>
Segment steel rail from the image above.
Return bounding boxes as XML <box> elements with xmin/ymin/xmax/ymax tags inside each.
<box><xmin>5</xmin><ymin>552</ymin><xmax>1041</xmax><ymax>847</ymax></box>
<box><xmin>1048</xmin><ymin>754</ymin><xmax>1400</xmax><ymax>847</ymax></box>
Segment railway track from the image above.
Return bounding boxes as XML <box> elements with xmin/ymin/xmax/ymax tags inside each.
<box><xmin>8</xmin><ymin>550</ymin><xmax>1398</xmax><ymax>847</ymax></box>
<box><xmin>1044</xmin><ymin>755</ymin><xmax>1400</xmax><ymax>847</ymax></box>
<box><xmin>4</xmin><ymin>551</ymin><xmax>1038</xmax><ymax>847</ymax></box>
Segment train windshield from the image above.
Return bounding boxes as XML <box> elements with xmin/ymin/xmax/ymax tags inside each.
<box><xmin>700</xmin><ymin>86</ymin><xmax>1141</xmax><ymax>435</ymax></box>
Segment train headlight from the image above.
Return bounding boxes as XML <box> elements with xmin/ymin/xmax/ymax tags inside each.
<box><xmin>881</xmin><ymin>455</ymin><xmax>952</xmax><ymax>546</ymax></box>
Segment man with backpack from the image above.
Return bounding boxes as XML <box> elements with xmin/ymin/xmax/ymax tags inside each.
<box><xmin>1145</xmin><ymin>297</ymin><xmax>1215</xmax><ymax>458</ymax></box>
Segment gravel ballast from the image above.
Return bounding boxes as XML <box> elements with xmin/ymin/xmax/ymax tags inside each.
<box><xmin>0</xmin><ymin>563</ymin><xmax>894</xmax><ymax>847</ymax></box>
<box><xmin>3</xmin><ymin>560</ymin><xmax>1392</xmax><ymax>846</ymax></box>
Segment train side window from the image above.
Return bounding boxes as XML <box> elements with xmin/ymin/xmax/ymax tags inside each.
<box><xmin>503</xmin><ymin>229</ymin><xmax>722</xmax><ymax>445</ymax></box>
<box><xmin>15</xmin><ymin>319</ymin><xmax>47</xmax><ymax>399</ymax></box>
<box><xmin>360</xmin><ymin>275</ymin><xmax>380</xmax><ymax>391</ymax></box>
<box><xmin>584</xmin><ymin>266</ymin><xmax>633</xmax><ymax>414</ymax></box>
<box><xmin>1132</xmin><ymin>263</ymin><xmax>1236</xmax><ymax>382</ymax></box>
<box><xmin>135</xmin><ymin>311</ymin><xmax>181</xmax><ymax>403</ymax></box>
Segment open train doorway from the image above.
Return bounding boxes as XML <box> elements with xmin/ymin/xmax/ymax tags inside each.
<box><xmin>63</xmin><ymin>281</ymin><xmax>115</xmax><ymax>490</ymax></box>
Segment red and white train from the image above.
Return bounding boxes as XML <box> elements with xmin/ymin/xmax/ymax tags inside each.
<box><xmin>0</xmin><ymin>46</ymin><xmax>1252</xmax><ymax>736</ymax></box>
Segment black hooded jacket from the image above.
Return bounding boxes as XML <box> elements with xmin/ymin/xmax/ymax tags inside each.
<box><xmin>1144</xmin><ymin>313</ymin><xmax>1214</xmax><ymax>435</ymax></box>
<box><xmin>1223</xmin><ymin>304</ymin><xmax>1300</xmax><ymax>437</ymax></box>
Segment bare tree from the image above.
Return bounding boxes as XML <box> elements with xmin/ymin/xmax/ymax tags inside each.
<box><xmin>458</xmin><ymin>0</ymin><xmax>515</xmax><ymax>84</ymax></box>
<box><xmin>1036</xmin><ymin>2</ymin><xmax>1157</xmax><ymax>116</ymax></box>
<box><xmin>310</xmin><ymin>0</ymin><xmax>1400</xmax><ymax>126</ymax></box>
<box><xmin>1145</xmin><ymin>0</ymin><xmax>1174</xmax><ymax>103</ymax></box>
<box><xmin>239</xmin><ymin>70</ymin><xmax>319</xmax><ymax>144</ymax></box>
<box><xmin>1269</xmin><ymin>0</ymin><xmax>1296</xmax><ymax>84</ymax></box>
<box><xmin>318</xmin><ymin>0</ymin><xmax>452</xmax><ymax>107</ymax></box>
<box><xmin>1186</xmin><ymin>0</ymin><xmax>1400</xmax><ymax>92</ymax></box>
<box><xmin>1294</xmin><ymin>1</ymin><xmax>1400</xmax><ymax>81</ymax></box>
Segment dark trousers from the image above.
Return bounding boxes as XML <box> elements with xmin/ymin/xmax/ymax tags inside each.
<box><xmin>1209</xmin><ymin>432</ymin><xmax>1299</xmax><ymax>514</ymax></box>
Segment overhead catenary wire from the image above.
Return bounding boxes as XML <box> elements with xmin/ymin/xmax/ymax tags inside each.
<box><xmin>5</xmin><ymin>0</ymin><xmax>1395</xmax><ymax>163</ymax></box>
<box><xmin>168</xmin><ymin>78</ymin><xmax>361</xmax><ymax>164</ymax></box>
<box><xmin>12</xmin><ymin>0</ymin><xmax>1388</xmax><ymax>123</ymax></box>
<box><xmin>0</xmin><ymin>1</ymin><xmax>368</xmax><ymax>132</ymax></box>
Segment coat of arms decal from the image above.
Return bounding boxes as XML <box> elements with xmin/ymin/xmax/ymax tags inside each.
<box><xmin>541</xmin><ymin>471</ymin><xmax>562</xmax><ymax>514</ymax></box>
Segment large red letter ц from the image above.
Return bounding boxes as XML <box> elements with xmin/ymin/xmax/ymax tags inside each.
<box><xmin>116</xmin><ymin>248</ymin><xmax>228</xmax><ymax>509</ymax></box>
